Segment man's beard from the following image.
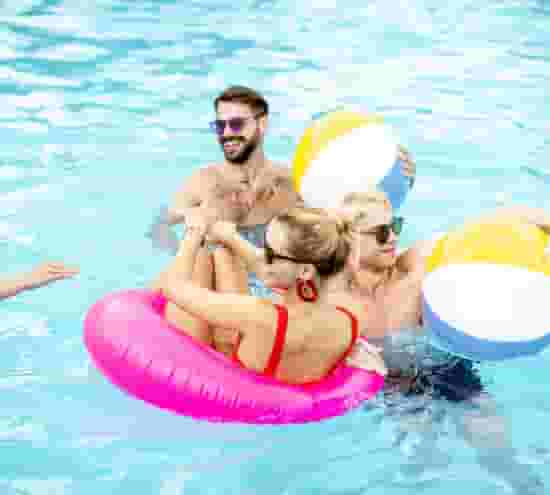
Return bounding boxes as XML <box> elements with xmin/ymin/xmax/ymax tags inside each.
<box><xmin>221</xmin><ymin>132</ymin><xmax>260</xmax><ymax>164</ymax></box>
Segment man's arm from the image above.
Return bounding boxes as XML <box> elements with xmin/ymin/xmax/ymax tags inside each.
<box><xmin>147</xmin><ymin>168</ymin><xmax>216</xmax><ymax>252</ymax></box>
<box><xmin>167</xmin><ymin>168</ymin><xmax>217</xmax><ymax>226</ymax></box>
<box><xmin>253</xmin><ymin>164</ymin><xmax>304</xmax><ymax>210</ymax></box>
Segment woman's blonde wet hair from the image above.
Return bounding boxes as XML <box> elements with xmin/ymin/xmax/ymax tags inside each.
<box><xmin>340</xmin><ymin>189</ymin><xmax>391</xmax><ymax>230</ymax></box>
<box><xmin>273</xmin><ymin>207</ymin><xmax>351</xmax><ymax>277</ymax></box>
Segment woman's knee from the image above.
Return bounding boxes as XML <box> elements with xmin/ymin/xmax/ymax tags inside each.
<box><xmin>192</xmin><ymin>248</ymin><xmax>215</xmax><ymax>288</ymax></box>
<box><xmin>212</xmin><ymin>246</ymin><xmax>237</xmax><ymax>265</ymax></box>
<box><xmin>212</xmin><ymin>247</ymin><xmax>248</xmax><ymax>293</ymax></box>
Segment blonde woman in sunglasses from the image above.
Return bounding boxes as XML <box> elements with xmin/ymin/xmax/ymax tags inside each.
<box><xmin>339</xmin><ymin>190</ymin><xmax>548</xmax><ymax>493</ymax></box>
<box><xmin>336</xmin><ymin>190</ymin><xmax>431</xmax><ymax>334</ymax></box>
<box><xmin>339</xmin><ymin>191</ymin><xmax>550</xmax><ymax>335</ymax></box>
<box><xmin>151</xmin><ymin>205</ymin><xmax>388</xmax><ymax>384</ymax></box>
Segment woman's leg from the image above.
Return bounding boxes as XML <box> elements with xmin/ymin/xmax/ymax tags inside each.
<box><xmin>210</xmin><ymin>246</ymin><xmax>249</xmax><ymax>356</ymax></box>
<box><xmin>151</xmin><ymin>247</ymin><xmax>214</xmax><ymax>344</ymax></box>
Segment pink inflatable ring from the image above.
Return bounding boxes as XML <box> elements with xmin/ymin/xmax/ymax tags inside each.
<box><xmin>84</xmin><ymin>289</ymin><xmax>384</xmax><ymax>424</ymax></box>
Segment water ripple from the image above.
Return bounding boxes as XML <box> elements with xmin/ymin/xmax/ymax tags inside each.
<box><xmin>0</xmin><ymin>0</ymin><xmax>549</xmax><ymax>493</ymax></box>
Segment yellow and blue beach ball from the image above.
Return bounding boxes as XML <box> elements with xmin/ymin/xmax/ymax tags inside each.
<box><xmin>422</xmin><ymin>217</ymin><xmax>550</xmax><ymax>360</ymax></box>
<box><xmin>292</xmin><ymin>110</ymin><xmax>412</xmax><ymax>211</ymax></box>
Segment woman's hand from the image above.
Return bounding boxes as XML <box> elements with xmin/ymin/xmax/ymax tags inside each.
<box><xmin>346</xmin><ymin>339</ymin><xmax>388</xmax><ymax>376</ymax></box>
<box><xmin>398</xmin><ymin>145</ymin><xmax>416</xmax><ymax>185</ymax></box>
<box><xmin>185</xmin><ymin>206</ymin><xmax>218</xmax><ymax>239</ymax></box>
<box><xmin>208</xmin><ymin>221</ymin><xmax>238</xmax><ymax>245</ymax></box>
<box><xmin>485</xmin><ymin>205</ymin><xmax>550</xmax><ymax>236</ymax></box>
<box><xmin>24</xmin><ymin>261</ymin><xmax>79</xmax><ymax>289</ymax></box>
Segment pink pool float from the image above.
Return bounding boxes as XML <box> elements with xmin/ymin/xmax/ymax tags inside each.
<box><xmin>83</xmin><ymin>289</ymin><xmax>384</xmax><ymax>424</ymax></box>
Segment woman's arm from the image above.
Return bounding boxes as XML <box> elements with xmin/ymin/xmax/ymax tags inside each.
<box><xmin>1</xmin><ymin>262</ymin><xmax>79</xmax><ymax>300</ymax></box>
<box><xmin>208</xmin><ymin>222</ymin><xmax>265</xmax><ymax>273</ymax></box>
<box><xmin>150</xmin><ymin>210</ymin><xmax>212</xmax><ymax>291</ymax></box>
<box><xmin>151</xmin><ymin>231</ymin><xmax>204</xmax><ymax>293</ymax></box>
<box><xmin>0</xmin><ymin>276</ymin><xmax>29</xmax><ymax>299</ymax></box>
<box><xmin>163</xmin><ymin>278</ymin><xmax>274</xmax><ymax>332</ymax></box>
<box><xmin>481</xmin><ymin>205</ymin><xmax>550</xmax><ymax>234</ymax></box>
<box><xmin>398</xmin><ymin>205</ymin><xmax>550</xmax><ymax>272</ymax></box>
<box><xmin>172</xmin><ymin>229</ymin><xmax>206</xmax><ymax>280</ymax></box>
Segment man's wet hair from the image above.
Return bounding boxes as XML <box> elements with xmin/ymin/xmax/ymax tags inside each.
<box><xmin>214</xmin><ymin>86</ymin><xmax>269</xmax><ymax>116</ymax></box>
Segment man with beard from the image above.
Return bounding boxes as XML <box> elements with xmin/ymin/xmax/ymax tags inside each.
<box><xmin>151</xmin><ymin>85</ymin><xmax>300</xmax><ymax>241</ymax></box>
<box><xmin>149</xmin><ymin>86</ymin><xmax>301</xmax><ymax>353</ymax></box>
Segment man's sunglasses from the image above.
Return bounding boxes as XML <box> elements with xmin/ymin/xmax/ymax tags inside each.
<box><xmin>209</xmin><ymin>112</ymin><xmax>265</xmax><ymax>136</ymax></box>
<box><xmin>357</xmin><ymin>217</ymin><xmax>404</xmax><ymax>245</ymax></box>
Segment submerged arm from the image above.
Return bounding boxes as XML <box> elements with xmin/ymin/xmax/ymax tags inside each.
<box><xmin>167</xmin><ymin>169</ymin><xmax>217</xmax><ymax>226</ymax></box>
<box><xmin>147</xmin><ymin>169</ymin><xmax>216</xmax><ymax>252</ymax></box>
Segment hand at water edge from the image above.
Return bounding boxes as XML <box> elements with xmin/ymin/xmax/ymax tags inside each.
<box><xmin>24</xmin><ymin>261</ymin><xmax>80</xmax><ymax>289</ymax></box>
<box><xmin>346</xmin><ymin>339</ymin><xmax>388</xmax><ymax>376</ymax></box>
<box><xmin>398</xmin><ymin>145</ymin><xmax>416</xmax><ymax>187</ymax></box>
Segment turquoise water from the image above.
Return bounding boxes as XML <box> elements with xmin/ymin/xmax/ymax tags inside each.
<box><xmin>1</xmin><ymin>0</ymin><xmax>550</xmax><ymax>493</ymax></box>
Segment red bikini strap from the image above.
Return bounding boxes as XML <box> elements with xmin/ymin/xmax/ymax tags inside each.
<box><xmin>335</xmin><ymin>306</ymin><xmax>360</xmax><ymax>358</ymax></box>
<box><xmin>263</xmin><ymin>304</ymin><xmax>289</xmax><ymax>376</ymax></box>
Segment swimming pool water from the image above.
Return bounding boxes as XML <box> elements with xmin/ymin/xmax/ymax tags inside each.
<box><xmin>1</xmin><ymin>0</ymin><xmax>550</xmax><ymax>493</ymax></box>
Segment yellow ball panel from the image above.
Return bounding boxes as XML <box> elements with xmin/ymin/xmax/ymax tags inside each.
<box><xmin>426</xmin><ymin>217</ymin><xmax>549</xmax><ymax>275</ymax></box>
<box><xmin>292</xmin><ymin>110</ymin><xmax>384</xmax><ymax>192</ymax></box>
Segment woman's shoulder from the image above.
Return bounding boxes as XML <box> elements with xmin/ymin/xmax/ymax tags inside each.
<box><xmin>319</xmin><ymin>294</ymin><xmax>366</xmax><ymax>334</ymax></box>
<box><xmin>323</xmin><ymin>290</ymin><xmax>364</xmax><ymax>311</ymax></box>
<box><xmin>395</xmin><ymin>237</ymin><xmax>440</xmax><ymax>276</ymax></box>
<box><xmin>282</xmin><ymin>298</ymin><xmax>359</xmax><ymax>351</ymax></box>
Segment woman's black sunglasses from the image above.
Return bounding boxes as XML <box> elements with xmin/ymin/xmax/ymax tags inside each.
<box><xmin>263</xmin><ymin>231</ymin><xmax>307</xmax><ymax>265</ymax></box>
<box><xmin>263</xmin><ymin>231</ymin><xmax>336</xmax><ymax>274</ymax></box>
<box><xmin>358</xmin><ymin>216</ymin><xmax>404</xmax><ymax>245</ymax></box>
<box><xmin>209</xmin><ymin>112</ymin><xmax>265</xmax><ymax>136</ymax></box>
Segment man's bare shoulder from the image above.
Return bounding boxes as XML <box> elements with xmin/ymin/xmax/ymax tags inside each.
<box><xmin>178</xmin><ymin>163</ymin><xmax>223</xmax><ymax>191</ymax></box>
<box><xmin>396</xmin><ymin>240</ymin><xmax>434</xmax><ymax>275</ymax></box>
<box><xmin>187</xmin><ymin>162</ymin><xmax>223</xmax><ymax>180</ymax></box>
<box><xmin>170</xmin><ymin>164</ymin><xmax>223</xmax><ymax>209</ymax></box>
<box><xmin>260</xmin><ymin>161</ymin><xmax>304</xmax><ymax>207</ymax></box>
<box><xmin>261</xmin><ymin>161</ymin><xmax>294</xmax><ymax>186</ymax></box>
<box><xmin>266</xmin><ymin>160</ymin><xmax>292</xmax><ymax>174</ymax></box>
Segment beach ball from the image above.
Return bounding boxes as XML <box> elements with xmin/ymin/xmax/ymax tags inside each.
<box><xmin>422</xmin><ymin>217</ymin><xmax>550</xmax><ymax>361</ymax></box>
<box><xmin>292</xmin><ymin>110</ymin><xmax>412</xmax><ymax>210</ymax></box>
